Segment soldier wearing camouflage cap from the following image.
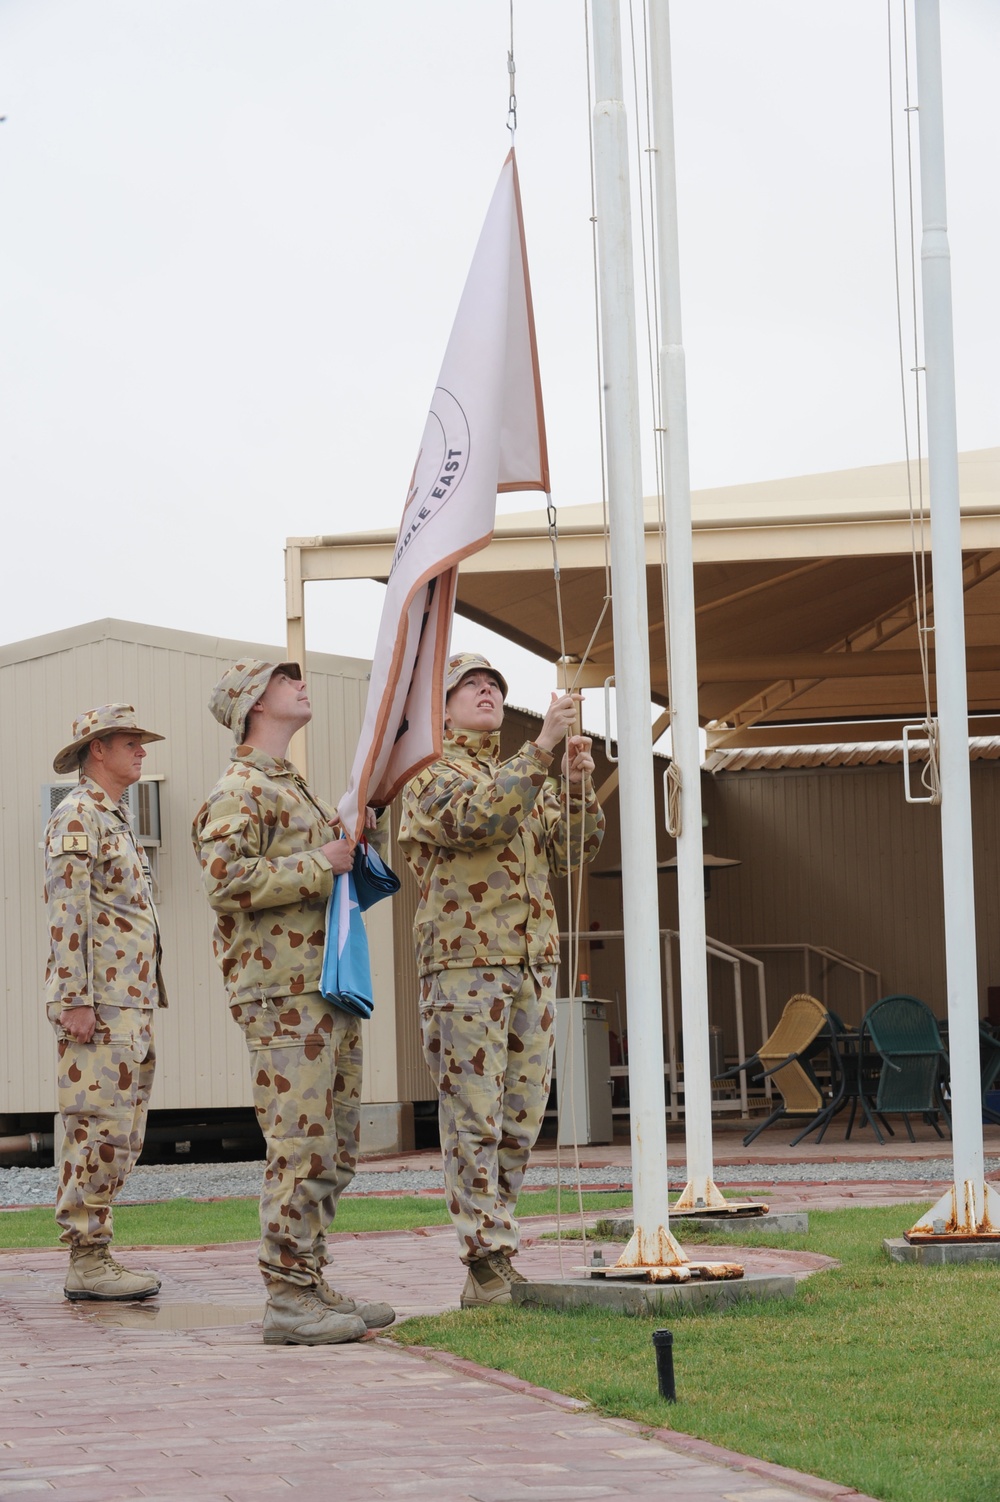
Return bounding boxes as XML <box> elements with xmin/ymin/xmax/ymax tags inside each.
<box><xmin>192</xmin><ymin>659</ymin><xmax>395</xmax><ymax>1346</ymax></box>
<box><xmin>398</xmin><ymin>653</ymin><xmax>605</xmax><ymax>1307</ymax></box>
<box><xmin>43</xmin><ymin>704</ymin><xmax>167</xmax><ymax>1303</ymax></box>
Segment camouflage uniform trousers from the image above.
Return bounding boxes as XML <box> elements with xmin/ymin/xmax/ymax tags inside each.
<box><xmin>420</xmin><ymin>964</ymin><xmax>556</xmax><ymax>1264</ymax></box>
<box><xmin>230</xmin><ymin>991</ymin><xmax>362</xmax><ymax>1289</ymax></box>
<box><xmin>46</xmin><ymin>1002</ymin><xmax>155</xmax><ymax>1249</ymax></box>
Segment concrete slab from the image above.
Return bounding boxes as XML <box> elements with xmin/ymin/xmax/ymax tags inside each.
<box><xmin>512</xmin><ymin>1272</ymin><xmax>796</xmax><ymax>1314</ymax></box>
<box><xmin>884</xmin><ymin>1235</ymin><xmax>1000</xmax><ymax>1265</ymax></box>
<box><xmin>608</xmin><ymin>1212</ymin><xmax>808</xmax><ymax>1237</ymax></box>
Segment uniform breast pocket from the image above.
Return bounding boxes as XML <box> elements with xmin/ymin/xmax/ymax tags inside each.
<box><xmin>95</xmin><ymin>834</ymin><xmax>131</xmax><ymax>882</ymax></box>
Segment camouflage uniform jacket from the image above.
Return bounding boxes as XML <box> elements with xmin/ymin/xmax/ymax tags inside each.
<box><xmin>193</xmin><ymin>746</ymin><xmax>360</xmax><ymax>1004</ymax></box>
<box><xmin>43</xmin><ymin>776</ymin><xmax>166</xmax><ymax>1011</ymax></box>
<box><xmin>398</xmin><ymin>729</ymin><xmax>605</xmax><ymax>977</ymax></box>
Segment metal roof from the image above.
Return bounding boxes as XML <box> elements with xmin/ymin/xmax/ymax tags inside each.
<box><xmin>704</xmin><ymin>735</ymin><xmax>1000</xmax><ymax>773</ymax></box>
<box><xmin>287</xmin><ymin>447</ymin><xmax>1000</xmax><ymax>750</ymax></box>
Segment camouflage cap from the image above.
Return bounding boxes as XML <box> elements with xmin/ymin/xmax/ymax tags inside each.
<box><xmin>53</xmin><ymin>704</ymin><xmax>165</xmax><ymax>775</ymax></box>
<box><xmin>208</xmin><ymin>659</ymin><xmax>302</xmax><ymax>743</ymax></box>
<box><xmin>444</xmin><ymin>652</ymin><xmax>508</xmax><ymax>700</ymax></box>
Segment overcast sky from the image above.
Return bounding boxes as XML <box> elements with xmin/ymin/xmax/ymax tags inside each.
<box><xmin>2</xmin><ymin>0</ymin><xmax>997</xmax><ymax>715</ymax></box>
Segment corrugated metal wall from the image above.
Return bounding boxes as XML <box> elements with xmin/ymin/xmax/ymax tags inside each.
<box><xmin>702</xmin><ymin>759</ymin><xmax>1000</xmax><ymax>1046</ymax></box>
<box><xmin>1</xmin><ymin>619</ymin><xmax>378</xmax><ymax>1116</ymax></box>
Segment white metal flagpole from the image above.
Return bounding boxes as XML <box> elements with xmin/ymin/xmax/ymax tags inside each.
<box><xmin>908</xmin><ymin>0</ymin><xmax>1000</xmax><ymax>1240</ymax></box>
<box><xmin>647</xmin><ymin>0</ymin><xmax>726</xmax><ymax>1214</ymax></box>
<box><xmin>590</xmin><ymin>0</ymin><xmax>686</xmax><ymax>1268</ymax></box>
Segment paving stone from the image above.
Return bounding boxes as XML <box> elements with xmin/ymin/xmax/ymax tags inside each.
<box><xmin>0</xmin><ymin>1154</ymin><xmax>917</xmax><ymax>1502</ymax></box>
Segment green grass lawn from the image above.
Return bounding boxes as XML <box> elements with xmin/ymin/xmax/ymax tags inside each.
<box><xmin>394</xmin><ymin>1203</ymin><xmax>1000</xmax><ymax>1502</ymax></box>
<box><xmin>0</xmin><ymin>1186</ymin><xmax>634</xmax><ymax>1249</ymax></box>
<box><xmin>5</xmin><ymin>1189</ymin><xmax>996</xmax><ymax>1502</ymax></box>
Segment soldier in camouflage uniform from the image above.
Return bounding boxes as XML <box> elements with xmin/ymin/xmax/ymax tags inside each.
<box><xmin>398</xmin><ymin>652</ymin><xmax>605</xmax><ymax>1307</ymax></box>
<box><xmin>44</xmin><ymin>704</ymin><xmax>167</xmax><ymax>1302</ymax></box>
<box><xmin>192</xmin><ymin>659</ymin><xmax>395</xmax><ymax>1346</ymax></box>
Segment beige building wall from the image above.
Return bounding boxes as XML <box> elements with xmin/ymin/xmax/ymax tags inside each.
<box><xmin>15</xmin><ymin>622</ymin><xmax>983</xmax><ymax>1125</ymax></box>
<box><xmin>0</xmin><ymin>618</ymin><xmax>396</xmax><ymax>1119</ymax></box>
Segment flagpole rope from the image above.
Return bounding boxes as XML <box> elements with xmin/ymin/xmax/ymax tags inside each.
<box><xmin>631</xmin><ymin>0</ymin><xmax>673</xmax><ymax>757</ymax></box>
<box><xmin>552</xmin><ymin>1</ymin><xmax>647</xmax><ymax>1263</ymax></box>
<box><xmin>507</xmin><ymin>0</ymin><xmax>517</xmax><ymax>143</ymax></box>
<box><xmin>584</xmin><ymin>1</ymin><xmax>613</xmax><ymax>595</ymax></box>
<box><xmin>887</xmin><ymin>0</ymin><xmax>939</xmax><ymax>798</ymax></box>
<box><xmin>554</xmin><ymin>740</ymin><xmax>592</xmax><ymax>1272</ymax></box>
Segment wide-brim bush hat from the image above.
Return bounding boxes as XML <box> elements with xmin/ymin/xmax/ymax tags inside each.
<box><xmin>53</xmin><ymin>704</ymin><xmax>164</xmax><ymax>775</ymax></box>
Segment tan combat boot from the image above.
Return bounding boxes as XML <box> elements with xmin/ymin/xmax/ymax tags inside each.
<box><xmin>64</xmin><ymin>1246</ymin><xmax>161</xmax><ymax>1302</ymax></box>
<box><xmin>460</xmin><ymin>1250</ymin><xmax>527</xmax><ymax>1309</ymax></box>
<box><xmin>262</xmin><ymin>1281</ymin><xmax>367</xmax><ymax>1346</ymax></box>
<box><xmin>313</xmin><ymin>1279</ymin><xmax>396</xmax><ymax>1329</ymax></box>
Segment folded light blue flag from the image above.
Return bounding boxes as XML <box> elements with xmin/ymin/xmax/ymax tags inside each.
<box><xmin>320</xmin><ymin>870</ymin><xmax>374</xmax><ymax>1020</ymax></box>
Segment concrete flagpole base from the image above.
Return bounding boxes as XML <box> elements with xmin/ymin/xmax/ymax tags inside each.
<box><xmin>903</xmin><ymin>1178</ymin><xmax>1000</xmax><ymax>1246</ymax></box>
<box><xmin>511</xmin><ymin>1274</ymin><xmax>796</xmax><ymax>1315</ymax></box>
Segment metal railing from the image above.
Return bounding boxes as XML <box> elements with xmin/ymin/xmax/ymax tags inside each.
<box><xmin>734</xmin><ymin>942</ymin><xmax>881</xmax><ymax>1027</ymax></box>
<box><xmin>559</xmin><ymin>928</ymin><xmax>769</xmax><ymax>1122</ymax></box>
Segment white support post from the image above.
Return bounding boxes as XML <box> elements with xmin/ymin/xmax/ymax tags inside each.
<box><xmin>590</xmin><ymin>0</ymin><xmax>685</xmax><ymax>1268</ymax></box>
<box><xmin>909</xmin><ymin>0</ymin><xmax>1000</xmax><ymax>1239</ymax></box>
<box><xmin>647</xmin><ymin>0</ymin><xmax>725</xmax><ymax>1212</ymax></box>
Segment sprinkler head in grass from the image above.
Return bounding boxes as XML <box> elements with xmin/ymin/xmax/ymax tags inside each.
<box><xmin>652</xmin><ymin>1328</ymin><xmax>676</xmax><ymax>1402</ymax></box>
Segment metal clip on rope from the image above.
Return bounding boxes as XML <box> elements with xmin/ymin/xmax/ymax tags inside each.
<box><xmin>603</xmin><ymin>676</ymin><xmax>618</xmax><ymax>764</ymax></box>
<box><xmin>547</xmin><ymin>499</ymin><xmax>561</xmax><ymax>582</ymax></box>
<box><xmin>902</xmin><ymin>719</ymin><xmax>942</xmax><ymax>805</ymax></box>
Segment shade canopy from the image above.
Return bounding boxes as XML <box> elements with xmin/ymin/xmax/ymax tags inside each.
<box><xmin>287</xmin><ymin>447</ymin><xmax>1000</xmax><ymax>748</ymax></box>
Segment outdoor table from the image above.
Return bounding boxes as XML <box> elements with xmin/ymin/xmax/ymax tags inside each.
<box><xmin>789</xmin><ymin>1024</ymin><xmax>891</xmax><ymax>1146</ymax></box>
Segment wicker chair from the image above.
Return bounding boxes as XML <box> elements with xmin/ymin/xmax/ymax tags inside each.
<box><xmin>721</xmin><ymin>992</ymin><xmax>830</xmax><ymax>1147</ymax></box>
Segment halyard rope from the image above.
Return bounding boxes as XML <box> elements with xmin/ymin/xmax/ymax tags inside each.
<box><xmin>888</xmin><ymin>0</ymin><xmax>939</xmax><ymax>801</ymax></box>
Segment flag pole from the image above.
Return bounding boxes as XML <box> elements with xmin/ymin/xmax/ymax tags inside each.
<box><xmin>907</xmin><ymin>0</ymin><xmax>1000</xmax><ymax>1242</ymax></box>
<box><xmin>590</xmin><ymin>0</ymin><xmax>686</xmax><ymax>1269</ymax></box>
<box><xmin>647</xmin><ymin>0</ymin><xmax>726</xmax><ymax>1214</ymax></box>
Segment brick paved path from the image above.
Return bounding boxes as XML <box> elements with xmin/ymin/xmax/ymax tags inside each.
<box><xmin>0</xmin><ymin>1221</ymin><xmax>875</xmax><ymax>1502</ymax></box>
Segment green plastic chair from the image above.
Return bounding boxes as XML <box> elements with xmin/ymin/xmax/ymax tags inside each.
<box><xmin>859</xmin><ymin>994</ymin><xmax>950</xmax><ymax>1144</ymax></box>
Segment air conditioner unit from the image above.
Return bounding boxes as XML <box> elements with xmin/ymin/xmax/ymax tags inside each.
<box><xmin>40</xmin><ymin>780</ymin><xmax>162</xmax><ymax>844</ymax></box>
<box><xmin>124</xmin><ymin>781</ymin><xmax>161</xmax><ymax>843</ymax></box>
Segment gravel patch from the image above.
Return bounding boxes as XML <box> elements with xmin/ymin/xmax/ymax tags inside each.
<box><xmin>3</xmin><ymin>1156</ymin><xmax>998</xmax><ymax>1208</ymax></box>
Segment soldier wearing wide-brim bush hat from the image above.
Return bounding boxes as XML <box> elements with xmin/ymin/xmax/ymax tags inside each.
<box><xmin>52</xmin><ymin>704</ymin><xmax>164</xmax><ymax>776</ymax></box>
<box><xmin>208</xmin><ymin>659</ymin><xmax>303</xmax><ymax>744</ymax></box>
<box><xmin>44</xmin><ymin>699</ymin><xmax>167</xmax><ymax>1306</ymax></box>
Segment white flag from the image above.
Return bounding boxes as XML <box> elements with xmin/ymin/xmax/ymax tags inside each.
<box><xmin>338</xmin><ymin>150</ymin><xmax>549</xmax><ymax>838</ymax></box>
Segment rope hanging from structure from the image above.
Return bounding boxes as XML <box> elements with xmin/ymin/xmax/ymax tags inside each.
<box><xmin>888</xmin><ymin>0</ymin><xmax>940</xmax><ymax>803</ymax></box>
<box><xmin>506</xmin><ymin>0</ymin><xmax>517</xmax><ymax>143</ymax></box>
<box><xmin>499</xmin><ymin>2</ymin><xmax>618</xmax><ymax>1265</ymax></box>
